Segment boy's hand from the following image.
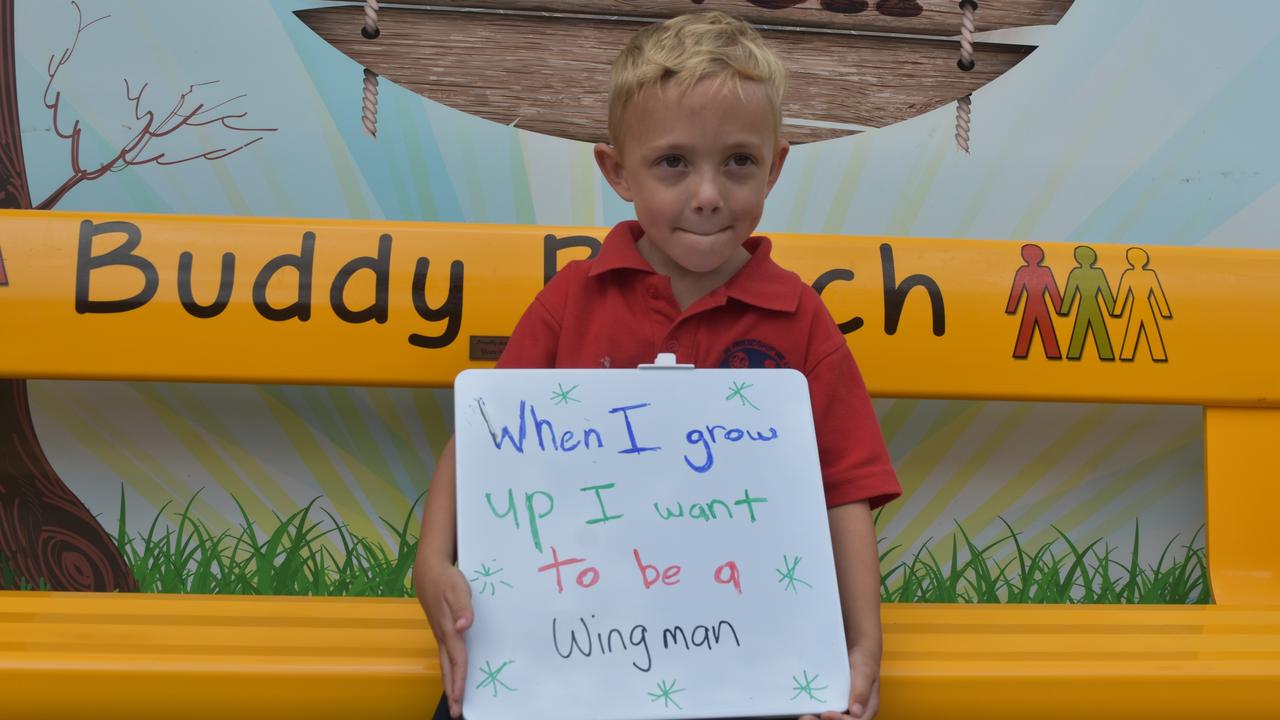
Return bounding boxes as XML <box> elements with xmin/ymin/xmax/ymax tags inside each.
<box><xmin>421</xmin><ymin>562</ymin><xmax>474</xmax><ymax>718</ymax></box>
<box><xmin>799</xmin><ymin>644</ymin><xmax>880</xmax><ymax>720</ymax></box>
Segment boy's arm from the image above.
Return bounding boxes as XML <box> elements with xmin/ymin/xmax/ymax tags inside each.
<box><xmin>803</xmin><ymin>500</ymin><xmax>881</xmax><ymax>720</ymax></box>
<box><xmin>412</xmin><ymin>436</ymin><xmax>474</xmax><ymax>718</ymax></box>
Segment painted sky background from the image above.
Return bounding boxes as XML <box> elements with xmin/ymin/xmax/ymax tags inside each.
<box><xmin>12</xmin><ymin>0</ymin><xmax>1276</xmax><ymax>572</ymax></box>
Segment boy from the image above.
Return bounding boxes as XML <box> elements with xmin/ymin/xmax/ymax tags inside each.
<box><xmin>414</xmin><ymin>11</ymin><xmax>901</xmax><ymax>720</ymax></box>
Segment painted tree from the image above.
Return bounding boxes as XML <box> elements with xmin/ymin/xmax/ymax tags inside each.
<box><xmin>0</xmin><ymin>1</ymin><xmax>274</xmax><ymax>590</ymax></box>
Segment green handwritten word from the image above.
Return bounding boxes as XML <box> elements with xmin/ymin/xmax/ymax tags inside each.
<box><xmin>653</xmin><ymin>489</ymin><xmax>769</xmax><ymax>523</ymax></box>
<box><xmin>485</xmin><ymin>488</ymin><xmax>554</xmax><ymax>552</ymax></box>
<box><xmin>581</xmin><ymin>482</ymin><xmax>624</xmax><ymax>526</ymax></box>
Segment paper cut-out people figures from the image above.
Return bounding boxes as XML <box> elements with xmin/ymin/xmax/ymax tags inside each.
<box><xmin>1006</xmin><ymin>244</ymin><xmax>1063</xmax><ymax>359</ymax></box>
<box><xmin>1112</xmin><ymin>247</ymin><xmax>1172</xmax><ymax>362</ymax></box>
<box><xmin>1059</xmin><ymin>246</ymin><xmax>1116</xmax><ymax>361</ymax></box>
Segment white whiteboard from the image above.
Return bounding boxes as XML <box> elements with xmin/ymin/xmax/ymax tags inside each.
<box><xmin>455</xmin><ymin>368</ymin><xmax>849</xmax><ymax>720</ymax></box>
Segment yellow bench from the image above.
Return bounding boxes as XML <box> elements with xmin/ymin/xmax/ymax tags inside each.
<box><xmin>1</xmin><ymin>210</ymin><xmax>1278</xmax><ymax>718</ymax></box>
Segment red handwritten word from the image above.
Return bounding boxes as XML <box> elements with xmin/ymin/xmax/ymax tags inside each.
<box><xmin>536</xmin><ymin>548</ymin><xmax>743</xmax><ymax>594</ymax></box>
<box><xmin>715</xmin><ymin>561</ymin><xmax>742</xmax><ymax>594</ymax></box>
<box><xmin>537</xmin><ymin>546</ymin><xmax>600</xmax><ymax>593</ymax></box>
<box><xmin>634</xmin><ymin>548</ymin><xmax>683</xmax><ymax>589</ymax></box>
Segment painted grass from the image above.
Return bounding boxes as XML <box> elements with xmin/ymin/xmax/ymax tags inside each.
<box><xmin>113</xmin><ymin>488</ymin><xmax>423</xmax><ymax>596</ymax></box>
<box><xmin>878</xmin><ymin>514</ymin><xmax>1210</xmax><ymax>604</ymax></box>
<box><xmin>1</xmin><ymin>491</ymin><xmax>1210</xmax><ymax>603</ymax></box>
<box><xmin>0</xmin><ymin>554</ymin><xmax>51</xmax><ymax>591</ymax></box>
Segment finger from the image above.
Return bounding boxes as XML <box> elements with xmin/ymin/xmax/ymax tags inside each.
<box><xmin>848</xmin><ymin>664</ymin><xmax>875</xmax><ymax>718</ymax></box>
<box><xmin>434</xmin><ymin>602</ymin><xmax>466</xmax><ymax>706</ymax></box>
<box><xmin>861</xmin><ymin>678</ymin><xmax>880</xmax><ymax>720</ymax></box>
<box><xmin>448</xmin><ymin>636</ymin><xmax>468</xmax><ymax>706</ymax></box>
<box><xmin>442</xmin><ymin>593</ymin><xmax>471</xmax><ymax>704</ymax></box>
<box><xmin>437</xmin><ymin>643</ymin><xmax>459</xmax><ymax>717</ymax></box>
<box><xmin>447</xmin><ymin>577</ymin><xmax>475</xmax><ymax>632</ymax></box>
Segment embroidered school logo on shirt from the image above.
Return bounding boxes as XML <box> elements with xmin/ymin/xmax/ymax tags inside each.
<box><xmin>719</xmin><ymin>339</ymin><xmax>789</xmax><ymax>369</ymax></box>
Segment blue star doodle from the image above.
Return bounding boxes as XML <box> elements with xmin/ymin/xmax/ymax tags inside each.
<box><xmin>475</xmin><ymin>660</ymin><xmax>516</xmax><ymax>697</ymax></box>
<box><xmin>726</xmin><ymin>381</ymin><xmax>760</xmax><ymax>410</ymax></box>
<box><xmin>791</xmin><ymin>670</ymin><xmax>828</xmax><ymax>703</ymax></box>
<box><xmin>647</xmin><ymin>678</ymin><xmax>685</xmax><ymax>710</ymax></box>
<box><xmin>776</xmin><ymin>555</ymin><xmax>813</xmax><ymax>593</ymax></box>
<box><xmin>469</xmin><ymin>562</ymin><xmax>514</xmax><ymax>597</ymax></box>
<box><xmin>550</xmin><ymin>383</ymin><xmax>581</xmax><ymax>405</ymax></box>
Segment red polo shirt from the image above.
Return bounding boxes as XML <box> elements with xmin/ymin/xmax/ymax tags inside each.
<box><xmin>497</xmin><ymin>220</ymin><xmax>900</xmax><ymax>509</ymax></box>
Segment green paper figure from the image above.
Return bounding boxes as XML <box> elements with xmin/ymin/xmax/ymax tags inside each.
<box><xmin>1059</xmin><ymin>246</ymin><xmax>1116</xmax><ymax>360</ymax></box>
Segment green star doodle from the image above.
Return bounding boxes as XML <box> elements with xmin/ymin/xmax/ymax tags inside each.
<box><xmin>550</xmin><ymin>383</ymin><xmax>581</xmax><ymax>405</ymax></box>
<box><xmin>726</xmin><ymin>381</ymin><xmax>760</xmax><ymax>410</ymax></box>
<box><xmin>647</xmin><ymin>678</ymin><xmax>685</xmax><ymax>710</ymax></box>
<box><xmin>475</xmin><ymin>660</ymin><xmax>516</xmax><ymax>698</ymax></box>
<box><xmin>776</xmin><ymin>555</ymin><xmax>813</xmax><ymax>594</ymax></box>
<box><xmin>469</xmin><ymin>562</ymin><xmax>514</xmax><ymax>597</ymax></box>
<box><xmin>791</xmin><ymin>670</ymin><xmax>828</xmax><ymax>703</ymax></box>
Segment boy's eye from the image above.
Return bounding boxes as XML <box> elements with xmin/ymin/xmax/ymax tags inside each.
<box><xmin>728</xmin><ymin>153</ymin><xmax>756</xmax><ymax>167</ymax></box>
<box><xmin>658</xmin><ymin>155</ymin><xmax>685</xmax><ymax>169</ymax></box>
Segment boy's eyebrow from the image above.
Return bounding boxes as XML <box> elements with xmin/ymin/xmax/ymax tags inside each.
<box><xmin>722</xmin><ymin>138</ymin><xmax>769</xmax><ymax>152</ymax></box>
<box><xmin>646</xmin><ymin>139</ymin><xmax>768</xmax><ymax>156</ymax></box>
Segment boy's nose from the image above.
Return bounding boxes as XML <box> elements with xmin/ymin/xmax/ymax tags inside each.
<box><xmin>691</xmin><ymin>173</ymin><xmax>724</xmax><ymax>213</ymax></box>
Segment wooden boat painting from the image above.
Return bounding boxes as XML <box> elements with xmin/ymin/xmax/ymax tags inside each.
<box><xmin>295</xmin><ymin>1</ymin><xmax>1073</xmax><ymax>145</ymax></box>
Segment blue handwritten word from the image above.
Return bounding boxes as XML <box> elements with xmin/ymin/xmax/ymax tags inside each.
<box><xmin>610</xmin><ymin>403</ymin><xmax>661</xmax><ymax>455</ymax></box>
<box><xmin>683</xmin><ymin>424</ymin><xmax>779</xmax><ymax>473</ymax></box>
<box><xmin>489</xmin><ymin>400</ymin><xmax>605</xmax><ymax>454</ymax></box>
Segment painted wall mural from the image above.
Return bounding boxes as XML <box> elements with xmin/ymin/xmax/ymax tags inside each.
<box><xmin>3</xmin><ymin>0</ymin><xmax>1276</xmax><ymax>602</ymax></box>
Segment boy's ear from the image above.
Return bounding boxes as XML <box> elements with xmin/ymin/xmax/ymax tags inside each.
<box><xmin>594</xmin><ymin>142</ymin><xmax>634</xmax><ymax>202</ymax></box>
<box><xmin>765</xmin><ymin>138</ymin><xmax>790</xmax><ymax>193</ymax></box>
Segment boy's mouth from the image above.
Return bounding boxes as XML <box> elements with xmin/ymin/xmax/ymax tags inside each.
<box><xmin>679</xmin><ymin>226</ymin><xmax>731</xmax><ymax>237</ymax></box>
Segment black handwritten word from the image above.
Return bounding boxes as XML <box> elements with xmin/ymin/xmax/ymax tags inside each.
<box><xmin>553</xmin><ymin>615</ymin><xmax>654</xmax><ymax>672</ymax></box>
<box><xmin>552</xmin><ymin>615</ymin><xmax>742</xmax><ymax>674</ymax></box>
<box><xmin>72</xmin><ymin>219</ymin><xmax>464</xmax><ymax>348</ymax></box>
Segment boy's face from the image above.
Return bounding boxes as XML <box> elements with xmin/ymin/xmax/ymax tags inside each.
<box><xmin>595</xmin><ymin>77</ymin><xmax>789</xmax><ymax>276</ymax></box>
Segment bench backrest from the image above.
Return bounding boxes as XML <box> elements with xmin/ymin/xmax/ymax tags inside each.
<box><xmin>1</xmin><ymin>209</ymin><xmax>1276</xmax><ymax>602</ymax></box>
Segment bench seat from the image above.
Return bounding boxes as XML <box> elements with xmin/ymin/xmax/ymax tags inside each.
<box><xmin>3</xmin><ymin>591</ymin><xmax>1277</xmax><ymax>719</ymax></box>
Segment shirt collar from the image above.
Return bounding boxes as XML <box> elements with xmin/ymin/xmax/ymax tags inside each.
<box><xmin>588</xmin><ymin>220</ymin><xmax>801</xmax><ymax>313</ymax></box>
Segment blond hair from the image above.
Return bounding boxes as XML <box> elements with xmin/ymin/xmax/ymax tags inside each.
<box><xmin>606</xmin><ymin>11</ymin><xmax>786</xmax><ymax>146</ymax></box>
